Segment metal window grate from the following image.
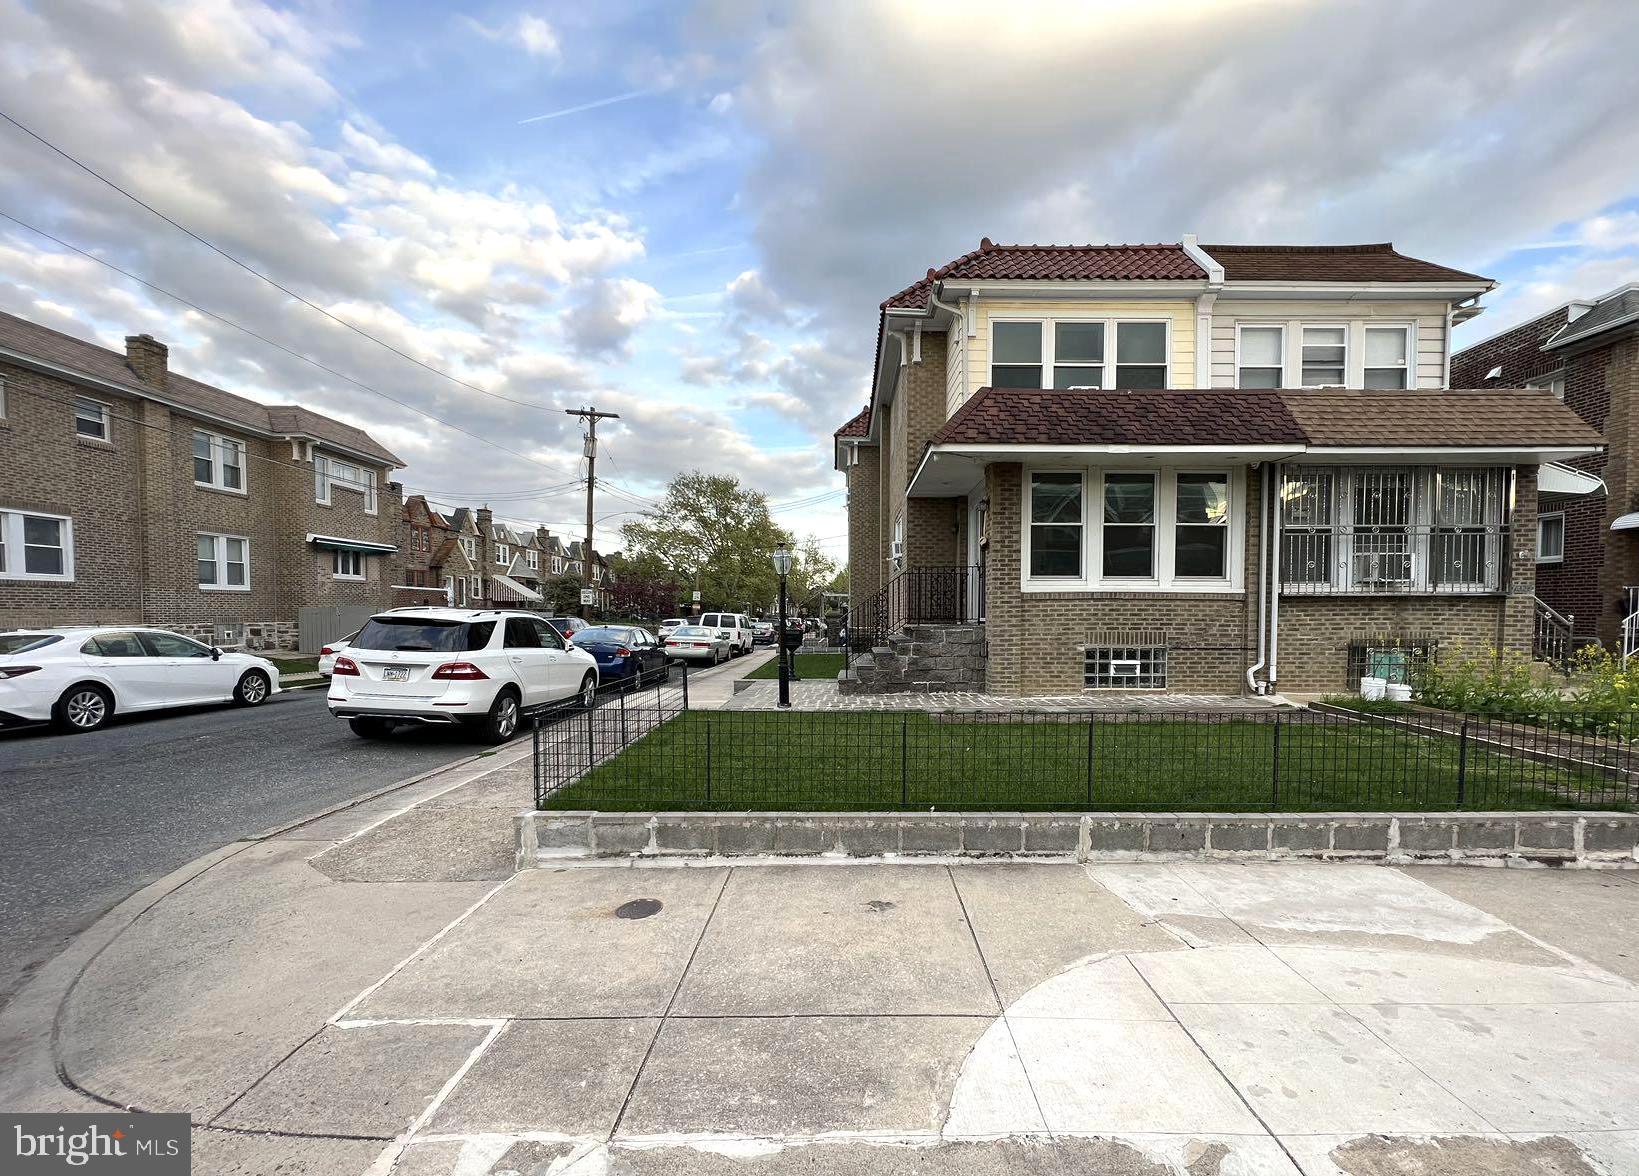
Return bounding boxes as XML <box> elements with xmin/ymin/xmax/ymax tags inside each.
<box><xmin>1084</xmin><ymin>644</ymin><xmax>1167</xmax><ymax>689</ymax></box>
<box><xmin>1345</xmin><ymin>634</ymin><xmax>1437</xmax><ymax>685</ymax></box>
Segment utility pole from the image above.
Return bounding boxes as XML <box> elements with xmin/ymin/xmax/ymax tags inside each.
<box><xmin>566</xmin><ymin>406</ymin><xmax>620</xmax><ymax>619</ymax></box>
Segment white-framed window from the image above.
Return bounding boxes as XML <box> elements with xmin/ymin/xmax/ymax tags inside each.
<box><xmin>1363</xmin><ymin>325</ymin><xmax>1411</xmax><ymax>389</ymax></box>
<box><xmin>527</xmin><ymin>550</ymin><xmax>539</xmax><ymax>571</ymax></box>
<box><xmin>0</xmin><ymin>509</ymin><xmax>74</xmax><ymax>581</ymax></box>
<box><xmin>0</xmin><ymin>376</ymin><xmax>7</xmax><ymax>418</ymax></box>
<box><xmin>332</xmin><ymin>549</ymin><xmax>365</xmax><ymax>579</ymax></box>
<box><xmin>470</xmin><ymin>574</ymin><xmax>482</xmax><ymax>599</ymax></box>
<box><xmin>192</xmin><ymin>429</ymin><xmax>246</xmax><ymax>492</ymax></box>
<box><xmin>73</xmin><ymin>396</ymin><xmax>110</xmax><ymax>441</ymax></box>
<box><xmin>1537</xmin><ymin>511</ymin><xmax>1565</xmax><ymax>563</ymax></box>
<box><xmin>197</xmin><ymin>533</ymin><xmax>249</xmax><ymax>590</ymax></box>
<box><xmin>1300</xmin><ymin>324</ymin><xmax>1347</xmax><ymax>386</ymax></box>
<box><xmin>990</xmin><ymin>317</ymin><xmax>1171</xmax><ymax>390</ymax></box>
<box><xmin>551</xmin><ymin>556</ymin><xmax>562</xmax><ymax>573</ymax></box>
<box><xmin>1022</xmin><ymin>469</ymin><xmax>1240</xmax><ymax>591</ymax></box>
<box><xmin>1236</xmin><ymin>324</ymin><xmax>1284</xmax><ymax>388</ymax></box>
<box><xmin>314</xmin><ymin>453</ymin><xmax>378</xmax><ymax>512</ymax></box>
<box><xmin>495</xmin><ymin>543</ymin><xmax>510</xmax><ymax>565</ymax></box>
<box><xmin>1527</xmin><ymin>374</ymin><xmax>1566</xmax><ymax>400</ymax></box>
<box><xmin>1279</xmin><ymin>466</ymin><xmax>1508</xmax><ymax>593</ymax></box>
<box><xmin>461</xmin><ymin>536</ymin><xmax>476</xmax><ymax>560</ymax></box>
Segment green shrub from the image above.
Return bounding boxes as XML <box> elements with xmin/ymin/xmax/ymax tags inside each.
<box><xmin>1414</xmin><ymin>643</ymin><xmax>1557</xmax><ymax>715</ymax></box>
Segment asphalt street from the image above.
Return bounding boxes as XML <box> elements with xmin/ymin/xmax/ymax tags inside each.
<box><xmin>0</xmin><ymin>685</ymin><xmax>486</xmax><ymax>1009</ymax></box>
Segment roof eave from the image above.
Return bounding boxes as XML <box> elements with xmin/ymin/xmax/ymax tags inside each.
<box><xmin>1543</xmin><ymin>308</ymin><xmax>1639</xmax><ymax>351</ymax></box>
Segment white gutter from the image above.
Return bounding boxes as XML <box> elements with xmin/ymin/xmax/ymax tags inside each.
<box><xmin>1246</xmin><ymin>464</ymin><xmax>1271</xmax><ymax>693</ymax></box>
<box><xmin>1182</xmin><ymin>236</ymin><xmax>1224</xmax><ymax>388</ymax></box>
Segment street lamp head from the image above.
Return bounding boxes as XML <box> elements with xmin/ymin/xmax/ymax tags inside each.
<box><xmin>771</xmin><ymin>548</ymin><xmax>794</xmax><ymax>576</ymax></box>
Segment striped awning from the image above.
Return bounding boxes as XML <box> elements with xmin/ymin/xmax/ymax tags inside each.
<box><xmin>490</xmin><ymin>573</ymin><xmax>543</xmax><ymax>603</ymax></box>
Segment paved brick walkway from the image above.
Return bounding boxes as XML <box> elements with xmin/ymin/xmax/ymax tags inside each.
<box><xmin>722</xmin><ymin>680</ymin><xmax>1285</xmax><ymax>712</ymax></box>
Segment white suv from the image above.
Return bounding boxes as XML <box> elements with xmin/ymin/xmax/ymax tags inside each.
<box><xmin>327</xmin><ymin>608</ymin><xmax>600</xmax><ymax>742</ymax></box>
<box><xmin>698</xmin><ymin>612</ymin><xmax>753</xmax><ymax>656</ymax></box>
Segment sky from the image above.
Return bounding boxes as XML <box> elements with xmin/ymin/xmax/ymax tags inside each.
<box><xmin>2</xmin><ymin>0</ymin><xmax>1639</xmax><ymax>561</ymax></box>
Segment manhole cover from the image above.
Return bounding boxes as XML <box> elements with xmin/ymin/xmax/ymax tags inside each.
<box><xmin>864</xmin><ymin>900</ymin><xmax>896</xmax><ymax>913</ymax></box>
<box><xmin>615</xmin><ymin>898</ymin><xmax>662</xmax><ymax>920</ymax></box>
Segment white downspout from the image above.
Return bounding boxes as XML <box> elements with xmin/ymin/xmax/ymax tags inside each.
<box><xmin>1246</xmin><ymin>462</ymin><xmax>1270</xmax><ymax>693</ymax></box>
<box><xmin>1267</xmin><ymin>462</ymin><xmax>1284</xmax><ymax>692</ymax></box>
<box><xmin>1181</xmin><ymin>234</ymin><xmax>1224</xmax><ymax>388</ymax></box>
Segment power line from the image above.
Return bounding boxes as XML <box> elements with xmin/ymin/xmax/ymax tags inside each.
<box><xmin>0</xmin><ymin>209</ymin><xmax>574</xmax><ymax>474</ymax></box>
<box><xmin>0</xmin><ymin>109</ymin><xmax>558</xmax><ymax>412</ymax></box>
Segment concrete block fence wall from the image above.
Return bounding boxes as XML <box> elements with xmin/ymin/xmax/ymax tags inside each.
<box><xmin>517</xmin><ymin>810</ymin><xmax>1639</xmax><ymax>869</ymax></box>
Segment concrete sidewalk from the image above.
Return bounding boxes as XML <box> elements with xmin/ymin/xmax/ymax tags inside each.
<box><xmin>6</xmin><ymin>724</ymin><xmax>1639</xmax><ymax>1175</ymax></box>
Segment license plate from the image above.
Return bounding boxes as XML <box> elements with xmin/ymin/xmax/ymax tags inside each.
<box><xmin>382</xmin><ymin>667</ymin><xmax>410</xmax><ymax>682</ymax></box>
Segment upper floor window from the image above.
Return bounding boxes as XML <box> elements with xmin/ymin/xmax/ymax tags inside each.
<box><xmin>1301</xmin><ymin>325</ymin><xmax>1347</xmax><ymax>386</ymax></box>
<box><xmin>527</xmin><ymin>550</ymin><xmax>539</xmax><ymax>570</ymax></box>
<box><xmin>315</xmin><ymin>453</ymin><xmax>378</xmax><ymax>513</ymax></box>
<box><xmin>1237</xmin><ymin>325</ymin><xmax>1284</xmax><ymax>388</ymax></box>
<box><xmin>461</xmin><ymin>536</ymin><xmax>476</xmax><ymax>560</ymax></box>
<box><xmin>1363</xmin><ymin>326</ymin><xmax>1411</xmax><ymax>389</ymax></box>
<box><xmin>0</xmin><ymin>509</ymin><xmax>74</xmax><ymax>581</ymax></box>
<box><xmin>193</xmin><ymin>429</ymin><xmax>246</xmax><ymax>492</ymax></box>
<box><xmin>991</xmin><ymin>319</ymin><xmax>1170</xmax><ymax>391</ymax></box>
<box><xmin>495</xmin><ymin>543</ymin><xmax>510</xmax><ymax>564</ymax></box>
<box><xmin>1537</xmin><ymin>512</ymin><xmax>1565</xmax><ymax>563</ymax></box>
<box><xmin>197</xmin><ymin>533</ymin><xmax>249</xmax><ymax>590</ymax></box>
<box><xmin>73</xmin><ymin>396</ymin><xmax>109</xmax><ymax>441</ymax></box>
<box><xmin>1527</xmin><ymin>374</ymin><xmax>1566</xmax><ymax>400</ymax></box>
<box><xmin>0</xmin><ymin>376</ymin><xmax>8</xmax><ymax>418</ymax></box>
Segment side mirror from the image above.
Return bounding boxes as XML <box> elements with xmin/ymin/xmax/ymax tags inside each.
<box><xmin>210</xmin><ymin>647</ymin><xmax>222</xmax><ymax>661</ymax></box>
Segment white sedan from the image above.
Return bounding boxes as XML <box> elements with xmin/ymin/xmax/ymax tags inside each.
<box><xmin>662</xmin><ymin>624</ymin><xmax>731</xmax><ymax>664</ymax></box>
<box><xmin>0</xmin><ymin>627</ymin><xmax>282</xmax><ymax>734</ymax></box>
<box><xmin>318</xmin><ymin>630</ymin><xmax>358</xmax><ymax>676</ymax></box>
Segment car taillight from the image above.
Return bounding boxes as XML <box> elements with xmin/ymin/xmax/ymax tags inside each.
<box><xmin>0</xmin><ymin>665</ymin><xmax>41</xmax><ymax>679</ymax></box>
<box><xmin>432</xmin><ymin>661</ymin><xmax>489</xmax><ymax>680</ymax></box>
<box><xmin>615</xmin><ymin>647</ymin><xmax>632</xmax><ymax>657</ymax></box>
<box><xmin>320</xmin><ymin>645</ymin><xmax>335</xmax><ymax>656</ymax></box>
<box><xmin>332</xmin><ymin>656</ymin><xmax>360</xmax><ymax>676</ymax></box>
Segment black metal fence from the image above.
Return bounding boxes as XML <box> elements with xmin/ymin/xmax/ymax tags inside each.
<box><xmin>853</xmin><ymin>565</ymin><xmax>983</xmax><ymax>652</ymax></box>
<box><xmin>534</xmin><ymin>693</ymin><xmax>1638</xmax><ymax>813</ymax></box>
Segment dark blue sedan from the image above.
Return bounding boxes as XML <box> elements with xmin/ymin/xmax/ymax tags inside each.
<box><xmin>569</xmin><ymin>626</ymin><xmax>670</xmax><ymax>689</ymax></box>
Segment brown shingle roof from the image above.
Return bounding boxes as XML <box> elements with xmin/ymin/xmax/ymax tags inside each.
<box><xmin>1202</xmin><ymin>243</ymin><xmax>1490</xmax><ymax>285</ymax></box>
<box><xmin>0</xmin><ymin>309</ymin><xmax>402</xmax><ymax>466</ymax></box>
<box><xmin>884</xmin><ymin>239</ymin><xmax>1205</xmax><ymax>309</ymax></box>
<box><xmin>834</xmin><ymin>405</ymin><xmax>871</xmax><ymax>437</ymax></box>
<box><xmin>1277</xmin><ymin>389</ymin><xmax>1602</xmax><ymax>448</ymax></box>
<box><xmin>929</xmin><ymin>388</ymin><xmax>1306</xmax><ymax>448</ymax></box>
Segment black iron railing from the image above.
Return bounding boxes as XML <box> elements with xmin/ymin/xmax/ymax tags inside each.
<box><xmin>852</xmin><ymin>564</ymin><xmax>984</xmax><ymax>652</ymax></box>
<box><xmin>1533</xmin><ymin>597</ymin><xmax>1575</xmax><ymax>671</ymax></box>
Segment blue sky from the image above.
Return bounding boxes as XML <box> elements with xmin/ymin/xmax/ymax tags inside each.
<box><xmin>2</xmin><ymin>0</ymin><xmax>1639</xmax><ymax>558</ymax></box>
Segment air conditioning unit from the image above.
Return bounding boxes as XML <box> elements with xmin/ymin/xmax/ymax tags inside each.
<box><xmin>1352</xmin><ymin>550</ymin><xmax>1413</xmax><ymax>588</ymax></box>
<box><xmin>889</xmin><ymin>539</ymin><xmax>904</xmax><ymax>563</ymax></box>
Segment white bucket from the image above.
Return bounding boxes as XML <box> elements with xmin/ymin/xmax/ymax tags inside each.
<box><xmin>1385</xmin><ymin>682</ymin><xmax>1413</xmax><ymax>703</ymax></box>
<box><xmin>1359</xmin><ymin>676</ymin><xmax>1387</xmax><ymax>701</ymax></box>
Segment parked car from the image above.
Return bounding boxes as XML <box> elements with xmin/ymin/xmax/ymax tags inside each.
<box><xmin>658</xmin><ymin>618</ymin><xmax>686</xmax><ymax>640</ymax></box>
<box><xmin>663</xmin><ymin>624</ymin><xmax>731</xmax><ymax>665</ymax></box>
<box><xmin>698</xmin><ymin>612</ymin><xmax>753</xmax><ymax>656</ymax></box>
<box><xmin>543</xmin><ymin>616</ymin><xmax>592</xmax><ymax>641</ymax></box>
<box><xmin>0</xmin><ymin>627</ymin><xmax>281</xmax><ymax>734</ymax></box>
<box><xmin>317</xmin><ymin>629</ymin><xmax>358</xmax><ymax>676</ymax></box>
<box><xmin>327</xmin><ymin>608</ymin><xmax>599</xmax><ymax>743</ymax></box>
<box><xmin>752</xmin><ymin>620</ymin><xmax>776</xmax><ymax>646</ymax></box>
<box><xmin>570</xmin><ymin>626</ymin><xmax>670</xmax><ymax>689</ymax></box>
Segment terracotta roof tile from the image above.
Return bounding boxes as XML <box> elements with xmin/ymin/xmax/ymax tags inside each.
<box><xmin>884</xmin><ymin>240</ymin><xmax>1204</xmax><ymax>309</ymax></box>
<box><xmin>929</xmin><ymin>388</ymin><xmax>1306</xmax><ymax>448</ymax></box>
<box><xmin>834</xmin><ymin>405</ymin><xmax>871</xmax><ymax>437</ymax></box>
<box><xmin>1278</xmin><ymin>388</ymin><xmax>1603</xmax><ymax>448</ymax></box>
<box><xmin>1202</xmin><ymin>243</ymin><xmax>1490</xmax><ymax>284</ymax></box>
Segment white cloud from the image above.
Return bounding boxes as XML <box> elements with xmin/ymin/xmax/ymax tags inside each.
<box><xmin>708</xmin><ymin>91</ymin><xmax>734</xmax><ymax>115</ymax></box>
<box><xmin>563</xmin><ymin>278</ymin><xmax>662</xmax><ymax>356</ymax></box>
<box><xmin>515</xmin><ymin>14</ymin><xmax>562</xmax><ymax>63</ymax></box>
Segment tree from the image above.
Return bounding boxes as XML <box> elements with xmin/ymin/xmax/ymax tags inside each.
<box><xmin>620</xmin><ymin>472</ymin><xmax>788</xmax><ymax>612</ymax></box>
<box><xmin>607</xmin><ymin>553</ymin><xmax>679</xmax><ymax>619</ymax></box>
<box><xmin>787</xmin><ymin>536</ymin><xmax>839</xmax><ymax>606</ymax></box>
<box><xmin>540</xmin><ymin>573</ymin><xmax>582</xmax><ymax>615</ymax></box>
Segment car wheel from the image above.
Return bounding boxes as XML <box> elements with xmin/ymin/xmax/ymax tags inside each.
<box><xmin>578</xmin><ymin>672</ymin><xmax>598</xmax><ymax>710</ymax></box>
<box><xmin>233</xmin><ymin>669</ymin><xmax>271</xmax><ymax>707</ymax></box>
<box><xmin>53</xmin><ymin>683</ymin><xmax>112</xmax><ymax>734</ymax></box>
<box><xmin>480</xmin><ymin>690</ymin><xmax>522</xmax><ymax>744</ymax></box>
<box><xmin>349</xmin><ymin>716</ymin><xmax>393</xmax><ymax>739</ymax></box>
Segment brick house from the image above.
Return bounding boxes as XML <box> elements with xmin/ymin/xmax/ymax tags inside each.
<box><xmin>1451</xmin><ymin>285</ymin><xmax>1639</xmax><ymax>649</ymax></box>
<box><xmin>0</xmin><ymin>310</ymin><xmax>403</xmax><ymax>648</ymax></box>
<box><xmin>835</xmin><ymin>239</ymin><xmax>1604</xmax><ymax>696</ymax></box>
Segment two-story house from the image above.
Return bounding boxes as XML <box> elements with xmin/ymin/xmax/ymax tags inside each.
<box><xmin>0</xmin><ymin>310</ymin><xmax>403</xmax><ymax>649</ymax></box>
<box><xmin>1451</xmin><ymin>284</ymin><xmax>1639</xmax><ymax>651</ymax></box>
<box><xmin>836</xmin><ymin>239</ymin><xmax>1604</xmax><ymax>696</ymax></box>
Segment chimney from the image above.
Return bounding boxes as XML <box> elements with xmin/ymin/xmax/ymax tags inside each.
<box><xmin>477</xmin><ymin>505</ymin><xmax>493</xmax><ymax>530</ymax></box>
<box><xmin>125</xmin><ymin>334</ymin><xmax>168</xmax><ymax>391</ymax></box>
<box><xmin>536</xmin><ymin>526</ymin><xmax>552</xmax><ymax>549</ymax></box>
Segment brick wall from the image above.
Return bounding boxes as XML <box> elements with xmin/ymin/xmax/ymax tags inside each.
<box><xmin>845</xmin><ymin>443</ymin><xmax>881</xmax><ymax>624</ymax></box>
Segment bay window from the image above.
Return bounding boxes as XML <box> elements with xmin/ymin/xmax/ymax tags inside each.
<box><xmin>1280</xmin><ymin>466</ymin><xmax>1508</xmax><ymax>593</ymax></box>
<box><xmin>991</xmin><ymin>318</ymin><xmax>1170</xmax><ymax>390</ymax></box>
<box><xmin>1029</xmin><ymin>472</ymin><xmax>1082</xmax><ymax>577</ymax></box>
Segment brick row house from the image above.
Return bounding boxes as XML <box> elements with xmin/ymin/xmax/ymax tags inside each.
<box><xmin>1451</xmin><ymin>284</ymin><xmax>1639</xmax><ymax>651</ymax></box>
<box><xmin>396</xmin><ymin>495</ymin><xmax>613</xmax><ymax>612</ymax></box>
<box><xmin>835</xmin><ymin>239</ymin><xmax>1604</xmax><ymax>696</ymax></box>
<box><xmin>0</xmin><ymin>310</ymin><xmax>403</xmax><ymax>648</ymax></box>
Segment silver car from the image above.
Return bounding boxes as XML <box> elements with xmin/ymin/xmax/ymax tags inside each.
<box><xmin>662</xmin><ymin>624</ymin><xmax>731</xmax><ymax>664</ymax></box>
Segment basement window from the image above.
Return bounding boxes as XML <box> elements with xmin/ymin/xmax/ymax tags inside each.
<box><xmin>1084</xmin><ymin>644</ymin><xmax>1168</xmax><ymax>690</ymax></box>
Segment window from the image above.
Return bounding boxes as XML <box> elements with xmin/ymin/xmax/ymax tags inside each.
<box><xmin>1085</xmin><ymin>644</ymin><xmax>1167</xmax><ymax>689</ymax></box>
<box><xmin>332</xmin><ymin>549</ymin><xmax>365</xmax><ymax>579</ymax></box>
<box><xmin>1115</xmin><ymin>322</ymin><xmax>1167</xmax><ymax>388</ymax></box>
<box><xmin>0</xmin><ymin>510</ymin><xmax>74</xmax><ymax>580</ymax></box>
<box><xmin>461</xmin><ymin>536</ymin><xmax>476</xmax><ymax>560</ymax></box>
<box><xmin>1174</xmin><ymin>473</ymin><xmax>1229</xmax><ymax>578</ymax></box>
<box><xmin>141</xmin><ymin>631</ymin><xmax>212</xmax><ymax>658</ymax></box>
<box><xmin>354</xmin><ymin>617</ymin><xmax>496</xmax><ymax>652</ymax></box>
<box><xmin>0</xmin><ymin>376</ymin><xmax>7</xmax><ymax>418</ymax></box>
<box><xmin>315</xmin><ymin>454</ymin><xmax>377</xmax><ymax>512</ymax></box>
<box><xmin>504</xmin><ymin>617</ymin><xmax>541</xmax><ymax>648</ymax></box>
<box><xmin>1363</xmin><ymin>326</ymin><xmax>1411</xmax><ymax>389</ymax></box>
<box><xmin>495</xmin><ymin>543</ymin><xmax>510</xmax><ymax>565</ymax></box>
<box><xmin>1052</xmin><ymin>322</ymin><xmax>1104</xmax><ymax>388</ymax></box>
<box><xmin>1280</xmin><ymin>466</ymin><xmax>1508</xmax><ymax>592</ymax></box>
<box><xmin>1028</xmin><ymin>473</ymin><xmax>1082</xmax><ymax>577</ymax></box>
<box><xmin>991</xmin><ymin>321</ymin><xmax>1043</xmax><ymax>387</ymax></box>
<box><xmin>192</xmin><ymin>430</ymin><xmax>245</xmax><ymax>491</ymax></box>
<box><xmin>83</xmin><ymin>632</ymin><xmax>145</xmax><ymax>657</ymax></box>
<box><xmin>1537</xmin><ymin>511</ymin><xmax>1565</xmax><ymax>564</ymax></box>
<box><xmin>1237</xmin><ymin>325</ymin><xmax>1284</xmax><ymax>388</ymax></box>
<box><xmin>73</xmin><ymin>396</ymin><xmax>109</xmax><ymax>440</ymax></box>
<box><xmin>1301</xmin><ymin>326</ymin><xmax>1347</xmax><ymax>386</ymax></box>
<box><xmin>1527</xmin><ymin>375</ymin><xmax>1566</xmax><ymax>400</ymax></box>
<box><xmin>527</xmin><ymin>550</ymin><xmax>539</xmax><ymax>570</ymax></box>
<box><xmin>197</xmin><ymin>533</ymin><xmax>249</xmax><ymax>590</ymax></box>
<box><xmin>1102</xmin><ymin>473</ymin><xmax>1156</xmax><ymax>577</ymax></box>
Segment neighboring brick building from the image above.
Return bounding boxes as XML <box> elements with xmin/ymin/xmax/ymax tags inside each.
<box><xmin>0</xmin><ymin>310</ymin><xmax>403</xmax><ymax>649</ymax></box>
<box><xmin>837</xmin><ymin>239</ymin><xmax>1605</xmax><ymax>696</ymax></box>
<box><xmin>1452</xmin><ymin>285</ymin><xmax>1639</xmax><ymax>648</ymax></box>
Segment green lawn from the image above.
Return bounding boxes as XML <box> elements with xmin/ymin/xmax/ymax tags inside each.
<box><xmin>541</xmin><ymin>710</ymin><xmax>1629</xmax><ymax>813</ymax></box>
<box><xmin>743</xmin><ymin>652</ymin><xmax>847</xmax><ymax>681</ymax></box>
<box><xmin>267</xmin><ymin>655</ymin><xmax>320</xmax><ymax>675</ymax></box>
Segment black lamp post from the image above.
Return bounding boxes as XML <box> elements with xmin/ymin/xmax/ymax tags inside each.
<box><xmin>772</xmin><ymin>546</ymin><xmax>794</xmax><ymax>708</ymax></box>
